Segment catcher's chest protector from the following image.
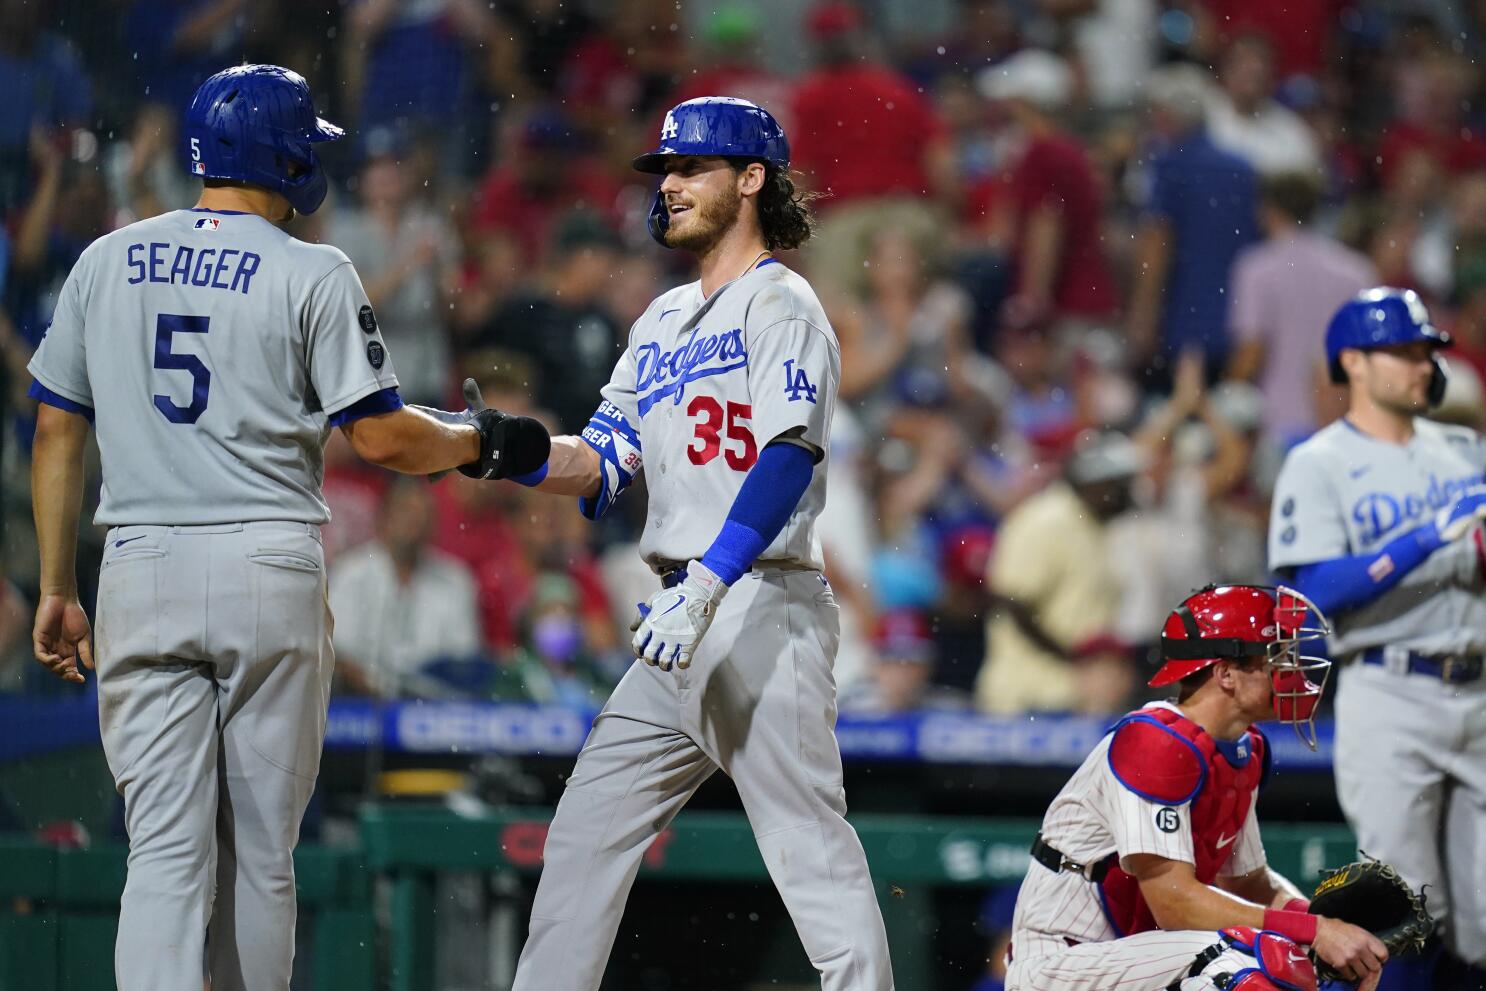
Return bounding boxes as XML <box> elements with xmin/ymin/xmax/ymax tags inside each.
<box><xmin>1100</xmin><ymin>707</ymin><xmax>1269</xmax><ymax>936</ymax></box>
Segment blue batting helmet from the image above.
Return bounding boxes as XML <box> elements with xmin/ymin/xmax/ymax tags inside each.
<box><xmin>1325</xmin><ymin>287</ymin><xmax>1452</xmax><ymax>404</ymax></box>
<box><xmin>184</xmin><ymin>65</ymin><xmax>344</xmax><ymax>215</ymax></box>
<box><xmin>633</xmin><ymin>97</ymin><xmax>789</xmax><ymax>246</ymax></box>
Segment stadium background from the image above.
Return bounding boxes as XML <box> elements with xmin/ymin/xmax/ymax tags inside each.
<box><xmin>1</xmin><ymin>0</ymin><xmax>1483</xmax><ymax>987</ymax></box>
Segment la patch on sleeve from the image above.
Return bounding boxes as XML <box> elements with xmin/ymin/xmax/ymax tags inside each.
<box><xmin>783</xmin><ymin>359</ymin><xmax>817</xmax><ymax>403</ymax></box>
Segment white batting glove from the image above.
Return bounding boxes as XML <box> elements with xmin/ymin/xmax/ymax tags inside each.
<box><xmin>1434</xmin><ymin>490</ymin><xmax>1486</xmax><ymax>543</ymax></box>
<box><xmin>630</xmin><ymin>561</ymin><xmax>729</xmax><ymax>671</ymax></box>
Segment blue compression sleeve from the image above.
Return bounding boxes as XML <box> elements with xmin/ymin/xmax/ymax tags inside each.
<box><xmin>699</xmin><ymin>441</ymin><xmax>815</xmax><ymax>585</ymax></box>
<box><xmin>1291</xmin><ymin>523</ymin><xmax>1444</xmax><ymax>616</ymax></box>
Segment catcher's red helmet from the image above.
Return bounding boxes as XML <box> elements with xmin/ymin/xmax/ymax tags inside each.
<box><xmin>1150</xmin><ymin>584</ymin><xmax>1333</xmax><ymax>748</ymax></box>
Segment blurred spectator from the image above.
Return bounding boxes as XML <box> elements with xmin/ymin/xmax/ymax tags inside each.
<box><xmin>975</xmin><ymin>430</ymin><xmax>1142</xmax><ymax>715</ymax></box>
<box><xmin>449</xmin><ymin>228</ymin><xmax>525</xmax><ymax>339</ymax></box>
<box><xmin>1205</xmin><ymin>32</ymin><xmax>1320</xmax><ymax>176</ymax></box>
<box><xmin>323</xmin><ymin>129</ymin><xmax>458</xmax><ymax>405</ymax></box>
<box><xmin>977</xmin><ymin>50</ymin><xmax>1117</xmax><ymax>328</ymax></box>
<box><xmin>1362</xmin><ymin>141</ymin><xmax>1450</xmax><ymax>294</ymax></box>
<box><xmin>664</xmin><ymin>5</ymin><xmax>794</xmax><ymax>137</ymax></box>
<box><xmin>495</xmin><ymin>0</ymin><xmax>594</xmax><ymax>97</ymax></box>
<box><xmin>123</xmin><ymin>0</ymin><xmax>248</xmax><ymax>115</ymax></box>
<box><xmin>1111</xmin><ymin>354</ymin><xmax>1262</xmax><ymax>643</ymax></box>
<box><xmin>104</xmin><ymin>103</ymin><xmax>198</xmax><ymax>222</ymax></box>
<box><xmin>490</xmin><ymin>573</ymin><xmax>614</xmax><ymax>706</ymax></box>
<box><xmin>1045</xmin><ymin>0</ymin><xmax>1159</xmax><ymax>109</ymax></box>
<box><xmin>558</xmin><ymin>0</ymin><xmax>689</xmax><ymax>129</ymax></box>
<box><xmin>329</xmin><ymin>479</ymin><xmax>484</xmax><ymax>697</ymax></box>
<box><xmin>837</xmin><ymin>227</ymin><xmax>984</xmax><ymax>431</ymax></box>
<box><xmin>343</xmin><ymin>0</ymin><xmax>500</xmax><ymax>174</ymax></box>
<box><xmin>1377</xmin><ymin>52</ymin><xmax>1486</xmax><ymax>192</ymax></box>
<box><xmin>838</xmin><ymin>610</ymin><xmax>970</xmax><ymax>714</ymax></box>
<box><xmin>912</xmin><ymin>0</ymin><xmax>1020</xmax><ymax>84</ymax></box>
<box><xmin>0</xmin><ymin>0</ymin><xmax>92</xmax><ymax>216</ymax></box>
<box><xmin>791</xmin><ymin>1</ymin><xmax>951</xmax><ymax>292</ymax></box>
<box><xmin>1126</xmin><ymin>64</ymin><xmax>1258</xmax><ymax>379</ymax></box>
<box><xmin>1226</xmin><ymin>171</ymin><xmax>1375</xmax><ymax>449</ymax></box>
<box><xmin>6</xmin><ymin>147</ymin><xmax>110</xmax><ymax>359</ymax></box>
<box><xmin>993</xmin><ymin>323</ymin><xmax>1080</xmax><ymax>454</ymax></box>
<box><xmin>467</xmin><ymin>210</ymin><xmax>625</xmax><ymax>432</ymax></box>
<box><xmin>471</xmin><ymin>109</ymin><xmax>624</xmax><ymax>267</ymax></box>
<box><xmin>1197</xmin><ymin>0</ymin><xmax>1346</xmax><ymax>83</ymax></box>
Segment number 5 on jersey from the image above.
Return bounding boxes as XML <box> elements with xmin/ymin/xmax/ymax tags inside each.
<box><xmin>687</xmin><ymin>396</ymin><xmax>757</xmax><ymax>470</ymax></box>
<box><xmin>153</xmin><ymin>313</ymin><xmax>212</xmax><ymax>424</ymax></box>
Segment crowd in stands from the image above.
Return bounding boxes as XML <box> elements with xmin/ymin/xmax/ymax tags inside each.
<box><xmin>6</xmin><ymin>0</ymin><xmax>1486</xmax><ymax>720</ymax></box>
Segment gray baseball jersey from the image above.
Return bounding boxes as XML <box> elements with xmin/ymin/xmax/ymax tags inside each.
<box><xmin>1268</xmin><ymin>417</ymin><xmax>1486</xmax><ymax>655</ymax></box>
<box><xmin>586</xmin><ymin>259</ymin><xmax>837</xmax><ymax>570</ymax></box>
<box><xmin>28</xmin><ymin>208</ymin><xmax>399</xmax><ymax>525</ymax></box>
<box><xmin>28</xmin><ymin>206</ymin><xmax>392</xmax><ymax>989</ymax></box>
<box><xmin>512</xmin><ymin>260</ymin><xmax>893</xmax><ymax>990</ymax></box>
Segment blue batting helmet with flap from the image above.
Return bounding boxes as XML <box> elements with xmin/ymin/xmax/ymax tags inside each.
<box><xmin>633</xmin><ymin>96</ymin><xmax>789</xmax><ymax>246</ymax></box>
<box><xmin>184</xmin><ymin>65</ymin><xmax>344</xmax><ymax>215</ymax></box>
<box><xmin>1325</xmin><ymin>287</ymin><xmax>1452</xmax><ymax>404</ymax></box>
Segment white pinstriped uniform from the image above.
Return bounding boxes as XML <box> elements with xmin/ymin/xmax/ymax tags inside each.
<box><xmin>1006</xmin><ymin>702</ymin><xmax>1266</xmax><ymax>990</ymax></box>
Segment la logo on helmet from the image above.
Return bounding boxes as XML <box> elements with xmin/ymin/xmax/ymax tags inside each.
<box><xmin>660</xmin><ymin>113</ymin><xmax>680</xmax><ymax>141</ymax></box>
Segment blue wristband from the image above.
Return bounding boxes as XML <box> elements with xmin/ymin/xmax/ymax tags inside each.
<box><xmin>699</xmin><ymin>442</ymin><xmax>815</xmax><ymax>585</ymax></box>
<box><xmin>510</xmin><ymin>462</ymin><xmax>549</xmax><ymax>487</ymax></box>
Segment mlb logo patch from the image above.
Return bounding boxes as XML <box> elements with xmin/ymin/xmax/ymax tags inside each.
<box><xmin>191</xmin><ymin>162</ymin><xmax>207</xmax><ymax>176</ymax></box>
<box><xmin>194</xmin><ymin>217</ymin><xmax>220</xmax><ymax>230</ymax></box>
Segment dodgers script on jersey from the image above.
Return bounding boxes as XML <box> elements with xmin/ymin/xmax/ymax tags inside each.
<box><xmin>27</xmin><ymin>208</ymin><xmax>399</xmax><ymax>526</ymax></box>
<box><xmin>594</xmin><ymin>259</ymin><xmax>838</xmax><ymax>569</ymax></box>
<box><xmin>1269</xmin><ymin>418</ymin><xmax>1486</xmax><ymax>654</ymax></box>
<box><xmin>1010</xmin><ymin>703</ymin><xmax>1265</xmax><ymax>960</ymax></box>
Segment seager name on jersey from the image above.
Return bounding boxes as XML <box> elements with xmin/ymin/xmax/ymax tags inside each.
<box><xmin>635</xmin><ymin>327</ymin><xmax>747</xmax><ymax>416</ymax></box>
<box><xmin>125</xmin><ymin>241</ymin><xmax>262</xmax><ymax>295</ymax></box>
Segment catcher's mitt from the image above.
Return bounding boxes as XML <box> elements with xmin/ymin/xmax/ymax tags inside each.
<box><xmin>1308</xmin><ymin>854</ymin><xmax>1435</xmax><ymax>981</ymax></box>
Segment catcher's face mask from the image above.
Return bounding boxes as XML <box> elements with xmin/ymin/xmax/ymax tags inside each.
<box><xmin>1264</xmin><ymin>585</ymin><xmax>1332</xmax><ymax>750</ymax></box>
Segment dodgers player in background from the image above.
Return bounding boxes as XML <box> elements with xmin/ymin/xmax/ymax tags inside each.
<box><xmin>27</xmin><ymin>65</ymin><xmax>547</xmax><ymax>990</ymax></box>
<box><xmin>472</xmin><ymin>97</ymin><xmax>894</xmax><ymax>989</ymax></box>
<box><xmin>1269</xmin><ymin>288</ymin><xmax>1486</xmax><ymax>990</ymax></box>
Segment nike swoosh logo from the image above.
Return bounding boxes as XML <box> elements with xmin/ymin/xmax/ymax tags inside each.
<box><xmin>1350</xmin><ymin>465</ymin><xmax>1372</xmax><ymax>479</ymax></box>
<box><xmin>659</xmin><ymin>597</ymin><xmax>686</xmax><ymax>618</ymax></box>
<box><xmin>1217</xmin><ymin>832</ymin><xmax>1237</xmax><ymax>848</ymax></box>
<box><xmin>659</xmin><ymin>308</ymin><xmax>680</xmax><ymax>319</ymax></box>
<box><xmin>1287</xmin><ymin>951</ymin><xmax>1309</xmax><ymax>965</ymax></box>
<box><xmin>114</xmin><ymin>535</ymin><xmax>147</xmax><ymax>548</ymax></box>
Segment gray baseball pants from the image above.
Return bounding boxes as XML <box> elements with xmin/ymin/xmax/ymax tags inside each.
<box><xmin>1334</xmin><ymin>661</ymin><xmax>1486</xmax><ymax>965</ymax></box>
<box><xmin>511</xmin><ymin>568</ymin><xmax>894</xmax><ymax>990</ymax></box>
<box><xmin>94</xmin><ymin>521</ymin><xmax>332</xmax><ymax>990</ymax></box>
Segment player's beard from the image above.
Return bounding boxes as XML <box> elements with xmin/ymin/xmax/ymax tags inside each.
<box><xmin>664</xmin><ymin>181</ymin><xmax>742</xmax><ymax>253</ymax></box>
<box><xmin>1370</xmin><ymin>378</ymin><xmax>1430</xmax><ymax>417</ymax></box>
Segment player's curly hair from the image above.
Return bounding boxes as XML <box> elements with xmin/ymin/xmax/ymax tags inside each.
<box><xmin>754</xmin><ymin>167</ymin><xmax>820</xmax><ymax>252</ymax></box>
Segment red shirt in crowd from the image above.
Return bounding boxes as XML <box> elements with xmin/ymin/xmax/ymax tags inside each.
<box><xmin>790</xmin><ymin>63</ymin><xmax>944</xmax><ymax>207</ymax></box>
<box><xmin>428</xmin><ymin>484</ymin><xmax>613</xmax><ymax>652</ymax></box>
<box><xmin>471</xmin><ymin>163</ymin><xmax>623</xmax><ymax>264</ymax></box>
<box><xmin>1377</xmin><ymin>121</ymin><xmax>1486</xmax><ymax>189</ymax></box>
<box><xmin>1199</xmin><ymin>0</ymin><xmax>1346</xmax><ymax>80</ymax></box>
<box><xmin>1003</xmin><ymin>133</ymin><xmax>1116</xmax><ymax>319</ymax></box>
